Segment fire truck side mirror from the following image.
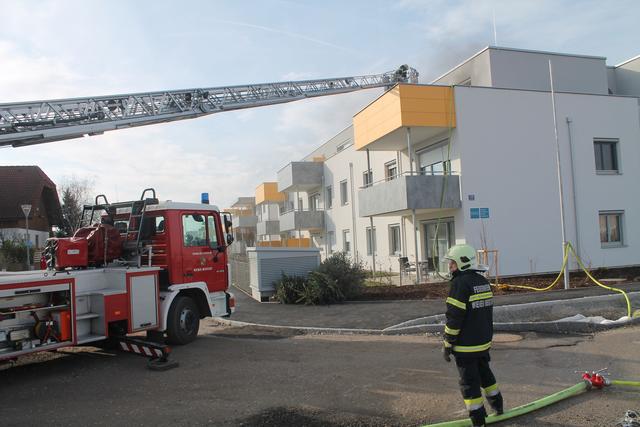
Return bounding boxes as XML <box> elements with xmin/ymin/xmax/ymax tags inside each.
<box><xmin>226</xmin><ymin>234</ymin><xmax>234</xmax><ymax>245</ymax></box>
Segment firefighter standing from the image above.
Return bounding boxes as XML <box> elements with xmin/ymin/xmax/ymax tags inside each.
<box><xmin>441</xmin><ymin>244</ymin><xmax>504</xmax><ymax>427</ymax></box>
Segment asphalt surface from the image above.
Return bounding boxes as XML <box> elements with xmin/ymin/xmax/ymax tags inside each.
<box><xmin>1</xmin><ymin>323</ymin><xmax>639</xmax><ymax>426</ymax></box>
<box><xmin>230</xmin><ymin>283</ymin><xmax>640</xmax><ymax>330</ymax></box>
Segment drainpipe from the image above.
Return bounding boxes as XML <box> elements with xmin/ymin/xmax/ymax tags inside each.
<box><xmin>566</xmin><ymin>117</ymin><xmax>580</xmax><ymax>262</ymax></box>
<box><xmin>349</xmin><ymin>162</ymin><xmax>358</xmax><ymax>262</ymax></box>
<box><xmin>549</xmin><ymin>60</ymin><xmax>570</xmax><ymax>290</ymax></box>
<box><xmin>367</xmin><ymin>149</ymin><xmax>376</xmax><ymax>275</ymax></box>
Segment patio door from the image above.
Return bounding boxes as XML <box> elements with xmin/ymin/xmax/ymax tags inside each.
<box><xmin>423</xmin><ymin>219</ymin><xmax>455</xmax><ymax>272</ymax></box>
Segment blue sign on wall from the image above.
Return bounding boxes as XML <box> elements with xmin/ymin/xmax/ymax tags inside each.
<box><xmin>470</xmin><ymin>208</ymin><xmax>480</xmax><ymax>219</ymax></box>
<box><xmin>480</xmin><ymin>208</ymin><xmax>490</xmax><ymax>219</ymax></box>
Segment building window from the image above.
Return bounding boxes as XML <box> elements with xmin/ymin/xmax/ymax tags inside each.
<box><xmin>309</xmin><ymin>193</ymin><xmax>320</xmax><ymax>211</ymax></box>
<box><xmin>599</xmin><ymin>211</ymin><xmax>623</xmax><ymax>247</ymax></box>
<box><xmin>326</xmin><ymin>186</ymin><xmax>333</xmax><ymax>209</ymax></box>
<box><xmin>327</xmin><ymin>231</ymin><xmax>335</xmax><ymax>254</ymax></box>
<box><xmin>389</xmin><ymin>224</ymin><xmax>401</xmax><ymax>255</ymax></box>
<box><xmin>342</xmin><ymin>229</ymin><xmax>351</xmax><ymax>253</ymax></box>
<box><xmin>594</xmin><ymin>139</ymin><xmax>619</xmax><ymax>173</ymax></box>
<box><xmin>366</xmin><ymin>227</ymin><xmax>377</xmax><ymax>256</ymax></box>
<box><xmin>298</xmin><ymin>198</ymin><xmax>304</xmax><ymax>211</ymax></box>
<box><xmin>337</xmin><ymin>143</ymin><xmax>346</xmax><ymax>152</ymax></box>
<box><xmin>362</xmin><ymin>170</ymin><xmax>373</xmax><ymax>188</ymax></box>
<box><xmin>340</xmin><ymin>180</ymin><xmax>348</xmax><ymax>205</ymax></box>
<box><xmin>385</xmin><ymin>161</ymin><xmax>397</xmax><ymax>181</ymax></box>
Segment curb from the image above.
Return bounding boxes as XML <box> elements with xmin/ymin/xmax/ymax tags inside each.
<box><xmin>214</xmin><ymin>316</ymin><xmax>640</xmax><ymax>336</ymax></box>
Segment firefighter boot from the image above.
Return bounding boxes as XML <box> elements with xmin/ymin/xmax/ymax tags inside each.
<box><xmin>469</xmin><ymin>407</ymin><xmax>487</xmax><ymax>426</ymax></box>
<box><xmin>487</xmin><ymin>392</ymin><xmax>504</xmax><ymax>415</ymax></box>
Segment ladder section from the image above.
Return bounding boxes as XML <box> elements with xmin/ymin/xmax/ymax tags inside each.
<box><xmin>0</xmin><ymin>66</ymin><xmax>418</xmax><ymax>147</ymax></box>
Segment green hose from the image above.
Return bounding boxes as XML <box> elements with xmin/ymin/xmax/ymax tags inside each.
<box><xmin>423</xmin><ymin>382</ymin><xmax>588</xmax><ymax>427</ymax></box>
<box><xmin>611</xmin><ymin>380</ymin><xmax>640</xmax><ymax>388</ymax></box>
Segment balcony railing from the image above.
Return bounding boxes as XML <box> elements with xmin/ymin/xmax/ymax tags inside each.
<box><xmin>358</xmin><ymin>171</ymin><xmax>461</xmax><ymax>217</ymax></box>
<box><xmin>279</xmin><ymin>209</ymin><xmax>325</xmax><ymax>232</ymax></box>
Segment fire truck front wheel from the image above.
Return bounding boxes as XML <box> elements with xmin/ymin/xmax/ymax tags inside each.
<box><xmin>166</xmin><ymin>296</ymin><xmax>200</xmax><ymax>345</ymax></box>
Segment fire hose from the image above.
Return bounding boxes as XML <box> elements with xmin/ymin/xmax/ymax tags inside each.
<box><xmin>423</xmin><ymin>372</ymin><xmax>640</xmax><ymax>426</ymax></box>
<box><xmin>492</xmin><ymin>242</ymin><xmax>633</xmax><ymax>318</ymax></box>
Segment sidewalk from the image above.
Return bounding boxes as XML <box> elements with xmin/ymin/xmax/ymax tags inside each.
<box><xmin>226</xmin><ymin>283</ymin><xmax>640</xmax><ymax>330</ymax></box>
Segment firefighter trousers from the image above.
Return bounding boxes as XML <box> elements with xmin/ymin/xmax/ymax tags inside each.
<box><xmin>455</xmin><ymin>354</ymin><xmax>502</xmax><ymax>424</ymax></box>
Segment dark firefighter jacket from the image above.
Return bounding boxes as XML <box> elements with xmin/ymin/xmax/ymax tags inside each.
<box><xmin>444</xmin><ymin>269</ymin><xmax>494</xmax><ymax>358</ymax></box>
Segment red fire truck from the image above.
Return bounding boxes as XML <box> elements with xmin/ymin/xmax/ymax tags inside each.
<box><xmin>0</xmin><ymin>189</ymin><xmax>235</xmax><ymax>367</ymax></box>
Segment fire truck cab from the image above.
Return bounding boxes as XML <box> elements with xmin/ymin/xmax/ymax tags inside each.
<box><xmin>0</xmin><ymin>190</ymin><xmax>235</xmax><ymax>363</ymax></box>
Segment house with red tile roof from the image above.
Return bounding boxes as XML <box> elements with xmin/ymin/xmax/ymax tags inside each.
<box><xmin>0</xmin><ymin>166</ymin><xmax>62</xmax><ymax>248</ymax></box>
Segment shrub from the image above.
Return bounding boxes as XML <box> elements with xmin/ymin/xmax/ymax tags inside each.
<box><xmin>317</xmin><ymin>252</ymin><xmax>366</xmax><ymax>299</ymax></box>
<box><xmin>274</xmin><ymin>274</ymin><xmax>307</xmax><ymax>304</ymax></box>
<box><xmin>0</xmin><ymin>239</ymin><xmax>35</xmax><ymax>270</ymax></box>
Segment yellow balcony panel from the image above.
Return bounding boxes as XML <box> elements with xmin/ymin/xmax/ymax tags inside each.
<box><xmin>255</xmin><ymin>182</ymin><xmax>285</xmax><ymax>205</ymax></box>
<box><xmin>354</xmin><ymin>84</ymin><xmax>455</xmax><ymax>151</ymax></box>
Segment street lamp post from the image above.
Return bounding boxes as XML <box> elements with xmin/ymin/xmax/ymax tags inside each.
<box><xmin>21</xmin><ymin>204</ymin><xmax>32</xmax><ymax>270</ymax></box>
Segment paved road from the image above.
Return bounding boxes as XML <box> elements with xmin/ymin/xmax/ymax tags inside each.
<box><xmin>230</xmin><ymin>283</ymin><xmax>640</xmax><ymax>330</ymax></box>
<box><xmin>1</xmin><ymin>324</ymin><xmax>639</xmax><ymax>426</ymax></box>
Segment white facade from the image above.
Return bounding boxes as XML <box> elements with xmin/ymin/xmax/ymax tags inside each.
<box><xmin>257</xmin><ymin>46</ymin><xmax>640</xmax><ymax>278</ymax></box>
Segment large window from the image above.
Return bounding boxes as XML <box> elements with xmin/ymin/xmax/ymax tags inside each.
<box><xmin>340</xmin><ymin>180</ymin><xmax>348</xmax><ymax>205</ymax></box>
<box><xmin>182</xmin><ymin>214</ymin><xmax>207</xmax><ymax>247</ymax></box>
<box><xmin>308</xmin><ymin>193</ymin><xmax>320</xmax><ymax>211</ymax></box>
<box><xmin>342</xmin><ymin>229</ymin><xmax>351</xmax><ymax>253</ymax></box>
<box><xmin>385</xmin><ymin>161</ymin><xmax>397</xmax><ymax>181</ymax></box>
<box><xmin>366</xmin><ymin>227</ymin><xmax>377</xmax><ymax>256</ymax></box>
<box><xmin>594</xmin><ymin>139</ymin><xmax>619</xmax><ymax>173</ymax></box>
<box><xmin>599</xmin><ymin>211</ymin><xmax>623</xmax><ymax>247</ymax></box>
<box><xmin>424</xmin><ymin>219</ymin><xmax>455</xmax><ymax>271</ymax></box>
<box><xmin>362</xmin><ymin>170</ymin><xmax>373</xmax><ymax>188</ymax></box>
<box><xmin>326</xmin><ymin>186</ymin><xmax>333</xmax><ymax>209</ymax></box>
<box><xmin>327</xmin><ymin>231</ymin><xmax>335</xmax><ymax>254</ymax></box>
<box><xmin>389</xmin><ymin>224</ymin><xmax>401</xmax><ymax>255</ymax></box>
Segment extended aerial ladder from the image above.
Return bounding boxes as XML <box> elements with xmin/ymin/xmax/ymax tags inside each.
<box><xmin>0</xmin><ymin>65</ymin><xmax>418</xmax><ymax>148</ymax></box>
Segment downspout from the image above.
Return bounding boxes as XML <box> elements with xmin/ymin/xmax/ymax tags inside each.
<box><xmin>566</xmin><ymin>117</ymin><xmax>580</xmax><ymax>261</ymax></box>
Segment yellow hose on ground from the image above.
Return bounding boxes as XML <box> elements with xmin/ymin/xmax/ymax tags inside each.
<box><xmin>491</xmin><ymin>242</ymin><xmax>632</xmax><ymax>318</ymax></box>
<box><xmin>611</xmin><ymin>380</ymin><xmax>640</xmax><ymax>388</ymax></box>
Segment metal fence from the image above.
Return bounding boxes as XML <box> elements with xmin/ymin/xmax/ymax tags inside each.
<box><xmin>229</xmin><ymin>252</ymin><xmax>251</xmax><ymax>295</ymax></box>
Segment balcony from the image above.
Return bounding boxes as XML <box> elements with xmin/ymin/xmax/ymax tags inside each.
<box><xmin>235</xmin><ymin>214</ymin><xmax>258</xmax><ymax>228</ymax></box>
<box><xmin>279</xmin><ymin>209</ymin><xmax>325</xmax><ymax>232</ymax></box>
<box><xmin>277</xmin><ymin>161</ymin><xmax>324</xmax><ymax>193</ymax></box>
<box><xmin>256</xmin><ymin>220</ymin><xmax>280</xmax><ymax>236</ymax></box>
<box><xmin>358</xmin><ymin>173</ymin><xmax>461</xmax><ymax>217</ymax></box>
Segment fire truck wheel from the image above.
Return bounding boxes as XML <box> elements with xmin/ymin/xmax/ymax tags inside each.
<box><xmin>166</xmin><ymin>296</ymin><xmax>200</xmax><ymax>345</ymax></box>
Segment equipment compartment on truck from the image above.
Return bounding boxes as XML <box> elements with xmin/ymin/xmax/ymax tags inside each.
<box><xmin>0</xmin><ymin>278</ymin><xmax>74</xmax><ymax>359</ymax></box>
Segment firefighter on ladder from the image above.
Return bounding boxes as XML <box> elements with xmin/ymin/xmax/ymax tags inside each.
<box><xmin>441</xmin><ymin>244</ymin><xmax>504</xmax><ymax>426</ymax></box>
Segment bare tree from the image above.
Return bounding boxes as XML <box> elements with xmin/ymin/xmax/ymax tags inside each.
<box><xmin>59</xmin><ymin>176</ymin><xmax>94</xmax><ymax>236</ymax></box>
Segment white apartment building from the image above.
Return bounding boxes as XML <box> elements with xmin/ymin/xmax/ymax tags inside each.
<box><xmin>255</xmin><ymin>46</ymin><xmax>640</xmax><ymax>278</ymax></box>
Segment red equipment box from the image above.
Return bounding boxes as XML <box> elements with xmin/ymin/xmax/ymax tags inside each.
<box><xmin>54</xmin><ymin>238</ymin><xmax>88</xmax><ymax>269</ymax></box>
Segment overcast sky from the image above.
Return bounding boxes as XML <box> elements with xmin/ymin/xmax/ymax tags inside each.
<box><xmin>1</xmin><ymin>0</ymin><xmax>639</xmax><ymax>207</ymax></box>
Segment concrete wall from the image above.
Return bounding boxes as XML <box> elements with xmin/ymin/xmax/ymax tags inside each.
<box><xmin>358</xmin><ymin>175</ymin><xmax>461</xmax><ymax>217</ymax></box>
<box><xmin>277</xmin><ymin>161</ymin><xmax>324</xmax><ymax>192</ymax></box>
<box><xmin>455</xmin><ymin>85</ymin><xmax>640</xmax><ymax>276</ymax></box>
<box><xmin>279</xmin><ymin>210</ymin><xmax>324</xmax><ymax>232</ymax></box>
<box><xmin>488</xmin><ymin>48</ymin><xmax>609</xmax><ymax>94</ymax></box>
<box><xmin>614</xmin><ymin>55</ymin><xmax>640</xmax><ymax>97</ymax></box>
<box><xmin>431</xmin><ymin>49</ymin><xmax>493</xmax><ymax>87</ymax></box>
